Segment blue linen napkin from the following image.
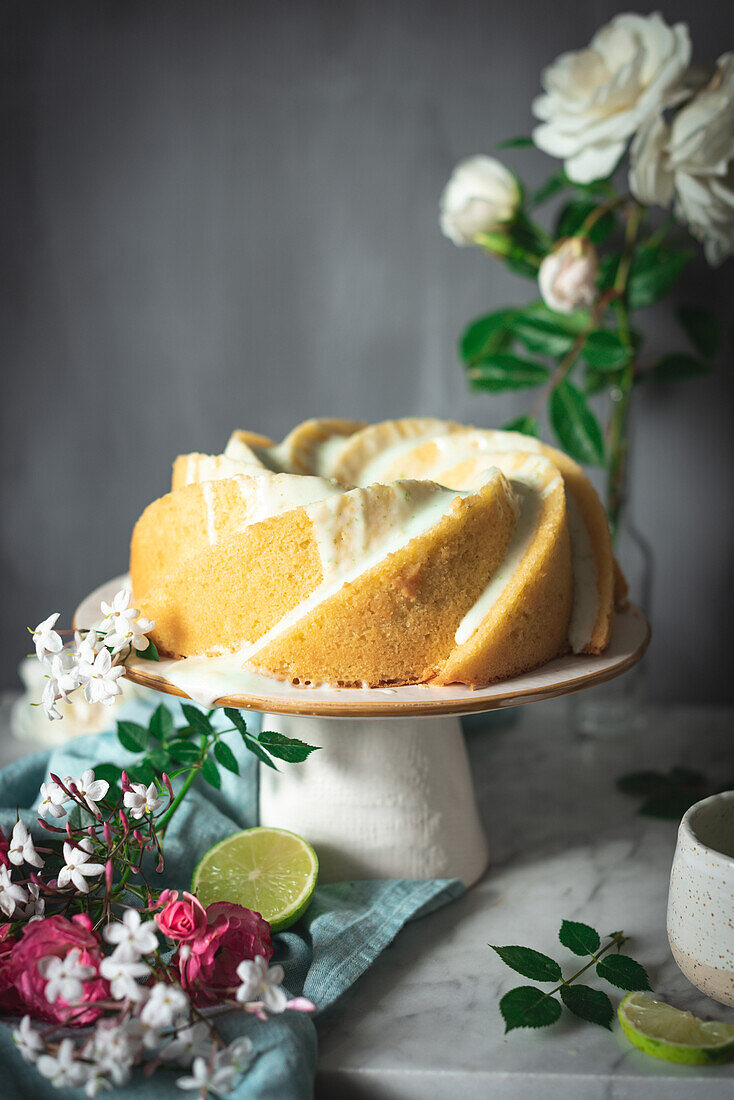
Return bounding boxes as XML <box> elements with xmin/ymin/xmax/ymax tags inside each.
<box><xmin>0</xmin><ymin>698</ymin><xmax>464</xmax><ymax>1099</ymax></box>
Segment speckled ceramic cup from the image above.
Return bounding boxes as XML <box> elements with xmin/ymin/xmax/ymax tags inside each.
<box><xmin>667</xmin><ymin>791</ymin><xmax>734</xmax><ymax>1007</ymax></box>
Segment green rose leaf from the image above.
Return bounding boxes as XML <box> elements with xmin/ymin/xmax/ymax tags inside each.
<box><xmin>558</xmin><ymin>920</ymin><xmax>601</xmax><ymax>957</ymax></box>
<box><xmin>167</xmin><ymin>741</ymin><xmax>202</xmax><ymax>766</ymax></box>
<box><xmin>582</xmin><ymin>331</ymin><xmax>631</xmax><ymax>370</ymax></box>
<box><xmin>650</xmin><ymin>353</ymin><xmax>707</xmax><ymax>383</ymax></box>
<box><xmin>199</xmin><ymin>757</ymin><xmax>221</xmax><ymax>790</ymax></box>
<box><xmin>616</xmin><ymin>771</ymin><xmax>671</xmax><ymax>797</ymax></box>
<box><xmin>490</xmin><ymin>945</ymin><xmax>562</xmax><ymax>982</ymax></box>
<box><xmin>148</xmin><ymin>704</ymin><xmax>174</xmax><ymax>742</ymax></box>
<box><xmin>213</xmin><ymin>741</ymin><xmax>240</xmax><ymax>775</ymax></box>
<box><xmin>499</xmin><ymin>986</ymin><xmax>562</xmax><ymax>1032</ymax></box>
<box><xmin>495</xmin><ymin>136</ymin><xmax>534</xmax><ymax>149</ymax></box>
<box><xmin>116</xmin><ymin>721</ymin><xmax>148</xmax><ymax>753</ymax></box>
<box><xmin>559</xmin><ymin>984</ymin><xmax>613</xmax><ymax>1029</ymax></box>
<box><xmin>460</xmin><ymin>310</ymin><xmax>517</xmax><ymax>364</ymax></box>
<box><xmin>223</xmin><ymin>707</ymin><xmax>249</xmax><ymax>735</ymax></box>
<box><xmin>258</xmin><ymin>731</ymin><xmax>319</xmax><ymax>763</ymax></box>
<box><xmin>675</xmin><ymin>305</ymin><xmax>719</xmax><ymax>359</ymax></box>
<box><xmin>241</xmin><ymin>733</ymin><xmax>279</xmax><ymax>770</ymax></box>
<box><xmin>467</xmin><ymin>354</ymin><xmax>549</xmax><ymax>393</ymax></box>
<box><xmin>126</xmin><ymin>761</ymin><xmax>156</xmax><ymax>786</ymax></box>
<box><xmin>596</xmin><ymin>954</ymin><xmax>651</xmax><ymax>992</ymax></box>
<box><xmin>555</xmin><ymin>198</ymin><xmax>617</xmax><ymax>245</ymax></box>
<box><xmin>525</xmin><ymin>300</ymin><xmax>591</xmax><ymax>334</ymax></box>
<box><xmin>148</xmin><ymin>746</ymin><xmax>171</xmax><ymax>772</ymax></box>
<box><xmin>513</xmin><ymin>316</ymin><xmax>575</xmax><ymax>357</ymax></box>
<box><xmin>639</xmin><ymin>792</ymin><xmax>700</xmax><ymax>820</ymax></box>
<box><xmin>549</xmin><ymin>379</ymin><xmax>605</xmax><ymax>466</ymax></box>
<box><xmin>626</xmin><ymin>247</ymin><xmax>692</xmax><ymax>310</ymax></box>
<box><xmin>502</xmin><ymin>414</ymin><xmax>540</xmax><ymax>437</ymax></box>
<box><xmin>180</xmin><ymin>704</ymin><xmax>214</xmax><ymax>736</ymax></box>
<box><xmin>531</xmin><ymin>169</ymin><xmax>568</xmax><ymax>208</ymax></box>
<box><xmin>137</xmin><ymin>638</ymin><xmax>159</xmax><ymax>661</ymax></box>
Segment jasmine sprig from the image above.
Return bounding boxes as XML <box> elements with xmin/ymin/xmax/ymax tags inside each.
<box><xmin>492</xmin><ymin>919</ymin><xmax>651</xmax><ymax>1032</ymax></box>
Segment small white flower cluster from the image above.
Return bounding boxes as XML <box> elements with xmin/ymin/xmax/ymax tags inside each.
<box><xmin>0</xmin><ymin>820</ymin><xmax>45</xmax><ymax>919</ymax></box>
<box><xmin>39</xmin><ymin>769</ymin><xmax>110</xmax><ymax>822</ymax></box>
<box><xmin>31</xmin><ymin>589</ymin><xmax>155</xmax><ymax>721</ymax></box>
<box><xmin>10</xmin><ymin>916</ymin><xmax>302</xmax><ymax>1097</ymax></box>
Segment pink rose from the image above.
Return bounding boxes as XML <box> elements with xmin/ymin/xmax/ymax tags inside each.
<box><xmin>12</xmin><ymin>914</ymin><xmax>109</xmax><ymax>1025</ymax></box>
<box><xmin>155</xmin><ymin>890</ymin><xmax>208</xmax><ymax>942</ymax></box>
<box><xmin>175</xmin><ymin>902</ymin><xmax>273</xmax><ymax>1006</ymax></box>
<box><xmin>0</xmin><ymin>924</ymin><xmax>22</xmax><ymax>1014</ymax></box>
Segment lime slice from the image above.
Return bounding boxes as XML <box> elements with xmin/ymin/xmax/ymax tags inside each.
<box><xmin>618</xmin><ymin>992</ymin><xmax>734</xmax><ymax>1065</ymax></box>
<box><xmin>191</xmin><ymin>826</ymin><xmax>318</xmax><ymax>933</ymax></box>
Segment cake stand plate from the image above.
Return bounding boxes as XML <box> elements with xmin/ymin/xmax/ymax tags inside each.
<box><xmin>75</xmin><ymin>578</ymin><xmax>650</xmax><ymax>886</ymax></box>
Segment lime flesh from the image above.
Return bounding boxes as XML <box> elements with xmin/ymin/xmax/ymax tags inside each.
<box><xmin>191</xmin><ymin>826</ymin><xmax>319</xmax><ymax>933</ymax></box>
<box><xmin>618</xmin><ymin>992</ymin><xmax>734</xmax><ymax>1065</ymax></box>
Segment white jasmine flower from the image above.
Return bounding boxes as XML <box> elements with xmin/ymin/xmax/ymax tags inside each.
<box><xmin>440</xmin><ymin>156</ymin><xmax>521</xmax><ymax>245</ymax></box>
<box><xmin>221</xmin><ymin>1036</ymin><xmax>253</xmax><ymax>1071</ymax></box>
<box><xmin>32</xmin><ymin>613</ymin><xmax>63</xmax><ymax>662</ymax></box>
<box><xmin>78</xmin><ymin>649</ymin><xmax>125</xmax><ymax>706</ymax></box>
<box><xmin>85</xmin><ymin>1073</ymin><xmax>112</xmax><ymax>1097</ymax></box>
<box><xmin>76</xmin><ymin>630</ymin><xmax>104</xmax><ymax>665</ymax></box>
<box><xmin>100</xmin><ymin>589</ymin><xmax>132</xmax><ymax>621</ymax></box>
<box><xmin>123</xmin><ymin>781</ymin><xmax>165</xmax><ymax>819</ymax></box>
<box><xmin>8</xmin><ymin>820</ymin><xmax>44</xmax><ymax>869</ymax></box>
<box><xmin>140</xmin><ymin>982</ymin><xmax>189</xmax><ymax>1029</ymax></box>
<box><xmin>18</xmin><ymin>881</ymin><xmax>46</xmax><ymax>922</ymax></box>
<box><xmin>533</xmin><ymin>13</ymin><xmax>691</xmax><ymax>183</ymax></box>
<box><xmin>36</xmin><ymin>1038</ymin><xmax>89</xmax><ymax>1088</ymax></box>
<box><xmin>159</xmin><ymin>1022</ymin><xmax>213</xmax><ymax>1066</ymax></box>
<box><xmin>236</xmin><ymin>955</ymin><xmax>289</xmax><ymax>1013</ymax></box>
<box><xmin>12</xmin><ymin>1016</ymin><xmax>44</xmax><ymax>1063</ymax></box>
<box><xmin>40</xmin><ymin>948</ymin><xmax>96</xmax><ymax>1004</ymax></box>
<box><xmin>57</xmin><ymin>838</ymin><xmax>105</xmax><ymax>893</ymax></box>
<box><xmin>85</xmin><ymin>1020</ymin><xmax>142</xmax><ymax>1084</ymax></box>
<box><xmin>176</xmin><ymin>1056</ymin><xmax>239</xmax><ymax>1095</ymax></box>
<box><xmin>0</xmin><ymin>864</ymin><xmax>28</xmax><ymax>917</ymax></box>
<box><xmin>66</xmin><ymin>769</ymin><xmax>110</xmax><ymax>813</ymax></box>
<box><xmin>38</xmin><ymin>780</ymin><xmax>68</xmax><ymax>819</ymax></box>
<box><xmin>630</xmin><ymin>53</ymin><xmax>734</xmax><ymax>265</ymax></box>
<box><xmin>106</xmin><ymin>613</ymin><xmax>155</xmax><ymax>657</ymax></box>
<box><xmin>50</xmin><ymin>651</ymin><xmax>82</xmax><ymax>697</ymax></box>
<box><xmin>103</xmin><ymin>908</ymin><xmax>159</xmax><ymax>959</ymax></box>
<box><xmin>42</xmin><ymin>677</ymin><xmax>62</xmax><ymax>721</ymax></box>
<box><xmin>99</xmin><ymin>953</ymin><xmax>151</xmax><ymax>1001</ymax></box>
<box><xmin>538</xmin><ymin>237</ymin><xmax>599</xmax><ymax>314</ymax></box>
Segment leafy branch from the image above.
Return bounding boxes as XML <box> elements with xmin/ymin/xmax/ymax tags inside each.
<box><xmin>616</xmin><ymin>766</ymin><xmax>734</xmax><ymax>821</ymax></box>
<box><xmin>492</xmin><ymin>919</ymin><xmax>651</xmax><ymax>1032</ymax></box>
<box><xmin>96</xmin><ymin>703</ymin><xmax>318</xmax><ymax>833</ymax></box>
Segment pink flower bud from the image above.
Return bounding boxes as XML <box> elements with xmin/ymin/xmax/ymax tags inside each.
<box><xmin>121</xmin><ymin>771</ymin><xmax>131</xmax><ymax>792</ymax></box>
<box><xmin>162</xmin><ymin>773</ymin><xmax>174</xmax><ymax>799</ymax></box>
<box><xmin>118</xmin><ymin>810</ymin><xmax>129</xmax><ymax>835</ymax></box>
<box><xmin>37</xmin><ymin>818</ymin><xmax>63</xmax><ymax>833</ymax></box>
<box><xmin>87</xmin><ymin>826</ymin><xmax>95</xmax><ymax>839</ymax></box>
<box><xmin>105</xmin><ymin>860</ymin><xmax>113</xmax><ymax>891</ymax></box>
<box><xmin>133</xmin><ymin>830</ymin><xmax>145</xmax><ymax>847</ymax></box>
<box><xmin>103</xmin><ymin>822</ymin><xmax>112</xmax><ymax>846</ymax></box>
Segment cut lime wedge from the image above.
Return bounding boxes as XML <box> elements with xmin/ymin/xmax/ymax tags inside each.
<box><xmin>191</xmin><ymin>826</ymin><xmax>319</xmax><ymax>933</ymax></box>
<box><xmin>618</xmin><ymin>992</ymin><xmax>734</xmax><ymax>1065</ymax></box>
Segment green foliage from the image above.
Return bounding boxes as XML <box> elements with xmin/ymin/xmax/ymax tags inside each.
<box><xmin>616</xmin><ymin>766</ymin><xmax>733</xmax><ymax>820</ymax></box>
<box><xmin>650</xmin><ymin>353</ymin><xmax>707</xmax><ymax>383</ymax></box>
<box><xmin>258</xmin><ymin>731</ymin><xmax>320</xmax><ymax>763</ymax></box>
<box><xmin>489</xmin><ymin>945</ymin><xmax>562</xmax><ymax>982</ymax></box>
<box><xmin>559</xmin><ymin>920</ymin><xmax>600</xmax><ymax>957</ymax></box>
<box><xmin>550</xmin><ymin>380</ymin><xmax>605</xmax><ymax>466</ymax></box>
<box><xmin>137</xmin><ymin>638</ymin><xmax>159</xmax><ymax>661</ymax></box>
<box><xmin>492</xmin><ymin>921</ymin><xmax>651</xmax><ymax>1034</ymax></box>
<box><xmin>675</xmin><ymin>305</ymin><xmax>719</xmax><ymax>358</ymax></box>
<box><xmin>582</xmin><ymin>330</ymin><xmax>631</xmax><ymax>370</ymax></box>
<box><xmin>531</xmin><ymin>169</ymin><xmax>568</xmax><ymax>208</ymax></box>
<box><xmin>513</xmin><ymin>315</ymin><xmax>575</xmax><ymax>357</ymax></box>
<box><xmin>461</xmin><ymin>310</ymin><xmax>517</xmax><ymax>364</ymax></box>
<box><xmin>468</xmin><ymin>354</ymin><xmax>549</xmax><ymax>393</ymax></box>
<box><xmin>555</xmin><ymin>197</ymin><xmax>617</xmax><ymax>245</ymax></box>
<box><xmin>495</xmin><ymin>136</ymin><xmax>534</xmax><ymax>149</ymax></box>
<box><xmin>502</xmin><ymin>414</ymin><xmax>540</xmax><ymax>437</ymax></box>
<box><xmin>625</xmin><ymin>245</ymin><xmax>693</xmax><ymax>309</ymax></box>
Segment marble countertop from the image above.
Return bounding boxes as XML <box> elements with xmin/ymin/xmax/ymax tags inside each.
<box><xmin>315</xmin><ymin>700</ymin><xmax>734</xmax><ymax>1099</ymax></box>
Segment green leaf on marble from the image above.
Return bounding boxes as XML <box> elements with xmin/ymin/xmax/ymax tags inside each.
<box><xmin>560</xmin><ymin>984</ymin><xmax>613</xmax><ymax>1029</ymax></box>
<box><xmin>558</xmin><ymin>920</ymin><xmax>601</xmax><ymax>957</ymax></box>
<box><xmin>490</xmin><ymin>945</ymin><xmax>562</xmax><ymax>982</ymax></box>
<box><xmin>596</xmin><ymin>954</ymin><xmax>651</xmax><ymax>992</ymax></box>
<box><xmin>500</xmin><ymin>985</ymin><xmax>562</xmax><ymax>1032</ymax></box>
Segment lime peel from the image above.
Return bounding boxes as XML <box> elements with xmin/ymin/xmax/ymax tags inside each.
<box><xmin>618</xmin><ymin>992</ymin><xmax>734</xmax><ymax>1065</ymax></box>
<box><xmin>192</xmin><ymin>826</ymin><xmax>319</xmax><ymax>933</ymax></box>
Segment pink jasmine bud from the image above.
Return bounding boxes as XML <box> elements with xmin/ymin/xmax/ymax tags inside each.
<box><xmin>162</xmin><ymin>773</ymin><xmax>174</xmax><ymax>799</ymax></box>
<box><xmin>49</xmin><ymin>772</ymin><xmax>63</xmax><ymax>787</ymax></box>
<box><xmin>87</xmin><ymin>826</ymin><xmax>95</xmax><ymax>839</ymax></box>
<box><xmin>133</xmin><ymin>830</ymin><xmax>145</xmax><ymax>847</ymax></box>
<box><xmin>66</xmin><ymin>822</ymin><xmax>74</xmax><ymax>838</ymax></box>
<box><xmin>121</xmin><ymin>771</ymin><xmax>131</xmax><ymax>792</ymax></box>
<box><xmin>105</xmin><ymin>860</ymin><xmax>113</xmax><ymax>891</ymax></box>
<box><xmin>103</xmin><ymin>822</ymin><xmax>112</xmax><ymax>846</ymax></box>
<box><xmin>37</xmin><ymin>818</ymin><xmax>63</xmax><ymax>833</ymax></box>
<box><xmin>156</xmin><ymin>853</ymin><xmax>164</xmax><ymax>873</ymax></box>
<box><xmin>118</xmin><ymin>810</ymin><xmax>129</xmax><ymax>835</ymax></box>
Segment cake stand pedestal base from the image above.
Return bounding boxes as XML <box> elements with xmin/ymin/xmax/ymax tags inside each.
<box><xmin>259</xmin><ymin>714</ymin><xmax>489</xmax><ymax>887</ymax></box>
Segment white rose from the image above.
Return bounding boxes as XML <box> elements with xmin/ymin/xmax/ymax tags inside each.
<box><xmin>440</xmin><ymin>156</ymin><xmax>521</xmax><ymax>246</ymax></box>
<box><xmin>630</xmin><ymin>53</ymin><xmax>734</xmax><ymax>265</ymax></box>
<box><xmin>533</xmin><ymin>13</ymin><xmax>691</xmax><ymax>184</ymax></box>
<box><xmin>538</xmin><ymin>237</ymin><xmax>599</xmax><ymax>314</ymax></box>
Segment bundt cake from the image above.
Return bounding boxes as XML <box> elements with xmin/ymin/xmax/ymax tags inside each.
<box><xmin>130</xmin><ymin>417</ymin><xmax>618</xmax><ymax>688</ymax></box>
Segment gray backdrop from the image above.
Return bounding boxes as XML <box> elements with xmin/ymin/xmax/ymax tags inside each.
<box><xmin>3</xmin><ymin>0</ymin><xmax>733</xmax><ymax>699</ymax></box>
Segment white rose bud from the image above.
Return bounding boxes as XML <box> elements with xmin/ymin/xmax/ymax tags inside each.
<box><xmin>538</xmin><ymin>238</ymin><xmax>599</xmax><ymax>314</ymax></box>
<box><xmin>440</xmin><ymin>156</ymin><xmax>521</xmax><ymax>246</ymax></box>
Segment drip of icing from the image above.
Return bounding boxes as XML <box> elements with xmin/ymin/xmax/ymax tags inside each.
<box><xmin>309</xmin><ymin>435</ymin><xmax>354</xmax><ymax>478</ymax></box>
<box><xmin>201</xmin><ymin>482</ymin><xmax>218</xmax><ymax>546</ymax></box>
<box><xmin>454</xmin><ymin>481</ymin><xmax>542</xmax><ymax>646</ymax></box>
<box><xmin>234</xmin><ymin>473</ymin><xmax>343</xmax><ymax>524</ymax></box>
<box><xmin>224</xmin><ymin>434</ymin><xmax>282</xmax><ymax>471</ymax></box>
<box><xmin>331</xmin><ymin>421</ymin><xmax>453</xmax><ymax>485</ymax></box>
<box><xmin>566</xmin><ymin>496</ymin><xmax>599</xmax><ymax>653</ymax></box>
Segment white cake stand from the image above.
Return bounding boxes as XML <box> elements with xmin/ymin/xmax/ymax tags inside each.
<box><xmin>76</xmin><ymin>579</ymin><xmax>650</xmax><ymax>887</ymax></box>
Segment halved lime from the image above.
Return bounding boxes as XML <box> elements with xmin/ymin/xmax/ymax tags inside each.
<box><xmin>191</xmin><ymin>826</ymin><xmax>319</xmax><ymax>933</ymax></box>
<box><xmin>618</xmin><ymin>992</ymin><xmax>734</xmax><ymax>1065</ymax></box>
